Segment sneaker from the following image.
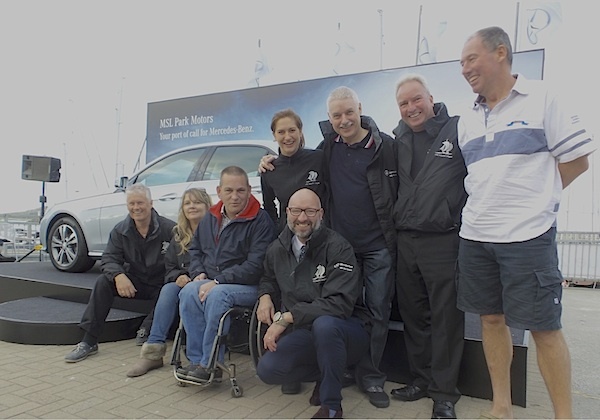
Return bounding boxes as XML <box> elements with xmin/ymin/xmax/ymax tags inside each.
<box><xmin>176</xmin><ymin>363</ymin><xmax>194</xmax><ymax>377</ymax></box>
<box><xmin>364</xmin><ymin>385</ymin><xmax>390</xmax><ymax>408</ymax></box>
<box><xmin>184</xmin><ymin>365</ymin><xmax>223</xmax><ymax>384</ymax></box>
<box><xmin>135</xmin><ymin>327</ymin><xmax>148</xmax><ymax>346</ymax></box>
<box><xmin>64</xmin><ymin>342</ymin><xmax>98</xmax><ymax>363</ymax></box>
<box><xmin>311</xmin><ymin>405</ymin><xmax>343</xmax><ymax>419</ymax></box>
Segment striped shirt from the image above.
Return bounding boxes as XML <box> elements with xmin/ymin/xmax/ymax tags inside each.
<box><xmin>457</xmin><ymin>74</ymin><xmax>596</xmax><ymax>242</ymax></box>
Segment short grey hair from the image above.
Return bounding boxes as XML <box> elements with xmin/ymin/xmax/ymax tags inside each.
<box><xmin>395</xmin><ymin>73</ymin><xmax>431</xmax><ymax>97</ymax></box>
<box><xmin>326</xmin><ymin>86</ymin><xmax>360</xmax><ymax>110</ymax></box>
<box><xmin>469</xmin><ymin>26</ymin><xmax>513</xmax><ymax>65</ymax></box>
<box><xmin>126</xmin><ymin>184</ymin><xmax>152</xmax><ymax>201</ymax></box>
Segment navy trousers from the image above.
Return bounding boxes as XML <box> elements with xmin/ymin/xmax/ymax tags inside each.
<box><xmin>256</xmin><ymin>315</ymin><xmax>369</xmax><ymax>410</ymax></box>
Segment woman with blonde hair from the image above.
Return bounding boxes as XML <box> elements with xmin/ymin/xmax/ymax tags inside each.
<box><xmin>127</xmin><ymin>187</ymin><xmax>212</xmax><ymax>377</ymax></box>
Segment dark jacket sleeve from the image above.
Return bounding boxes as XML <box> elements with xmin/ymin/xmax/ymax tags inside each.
<box><xmin>257</xmin><ymin>240</ymin><xmax>282</xmax><ymax>305</ymax></box>
<box><xmin>291</xmin><ymin>235</ymin><xmax>361</xmax><ymax>326</ymax></box>
<box><xmin>215</xmin><ymin>211</ymin><xmax>276</xmax><ymax>285</ymax></box>
<box><xmin>164</xmin><ymin>238</ymin><xmax>187</xmax><ymax>284</ymax></box>
<box><xmin>100</xmin><ymin>226</ymin><xmax>126</xmax><ymax>281</ymax></box>
<box><xmin>188</xmin><ymin>224</ymin><xmax>207</xmax><ymax>279</ymax></box>
<box><xmin>260</xmin><ymin>173</ymin><xmax>278</xmax><ymax>224</ymax></box>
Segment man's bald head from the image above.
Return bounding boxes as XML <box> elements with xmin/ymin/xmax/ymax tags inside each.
<box><xmin>286</xmin><ymin>188</ymin><xmax>323</xmax><ymax>241</ymax></box>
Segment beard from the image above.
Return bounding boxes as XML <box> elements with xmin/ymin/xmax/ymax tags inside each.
<box><xmin>288</xmin><ymin>218</ymin><xmax>322</xmax><ymax>240</ymax></box>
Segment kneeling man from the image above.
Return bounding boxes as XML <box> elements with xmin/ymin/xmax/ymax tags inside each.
<box><xmin>256</xmin><ymin>188</ymin><xmax>370</xmax><ymax>419</ymax></box>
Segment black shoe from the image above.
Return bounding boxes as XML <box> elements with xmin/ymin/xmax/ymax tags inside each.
<box><xmin>64</xmin><ymin>342</ymin><xmax>98</xmax><ymax>363</ymax></box>
<box><xmin>364</xmin><ymin>385</ymin><xmax>390</xmax><ymax>408</ymax></box>
<box><xmin>309</xmin><ymin>382</ymin><xmax>321</xmax><ymax>406</ymax></box>
<box><xmin>311</xmin><ymin>405</ymin><xmax>343</xmax><ymax>419</ymax></box>
<box><xmin>342</xmin><ymin>370</ymin><xmax>355</xmax><ymax>388</ymax></box>
<box><xmin>391</xmin><ymin>384</ymin><xmax>429</xmax><ymax>401</ymax></box>
<box><xmin>184</xmin><ymin>365</ymin><xmax>223</xmax><ymax>383</ymax></box>
<box><xmin>281</xmin><ymin>381</ymin><xmax>302</xmax><ymax>394</ymax></box>
<box><xmin>135</xmin><ymin>328</ymin><xmax>148</xmax><ymax>346</ymax></box>
<box><xmin>432</xmin><ymin>400</ymin><xmax>456</xmax><ymax>419</ymax></box>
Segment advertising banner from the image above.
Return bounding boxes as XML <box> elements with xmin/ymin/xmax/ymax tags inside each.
<box><xmin>146</xmin><ymin>50</ymin><xmax>544</xmax><ymax>162</ymax></box>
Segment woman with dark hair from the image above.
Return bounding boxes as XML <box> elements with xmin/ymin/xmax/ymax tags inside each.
<box><xmin>261</xmin><ymin>108</ymin><xmax>327</xmax><ymax>233</ymax></box>
<box><xmin>126</xmin><ymin>187</ymin><xmax>212</xmax><ymax>377</ymax></box>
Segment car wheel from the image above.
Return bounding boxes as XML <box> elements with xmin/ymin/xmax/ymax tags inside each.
<box><xmin>48</xmin><ymin>216</ymin><xmax>96</xmax><ymax>273</ymax></box>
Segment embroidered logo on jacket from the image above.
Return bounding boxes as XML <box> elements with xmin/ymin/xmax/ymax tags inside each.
<box><xmin>434</xmin><ymin>140</ymin><xmax>454</xmax><ymax>159</ymax></box>
<box><xmin>333</xmin><ymin>262</ymin><xmax>354</xmax><ymax>272</ymax></box>
<box><xmin>305</xmin><ymin>170</ymin><xmax>320</xmax><ymax>186</ymax></box>
<box><xmin>312</xmin><ymin>265</ymin><xmax>327</xmax><ymax>283</ymax></box>
<box><xmin>161</xmin><ymin>241</ymin><xmax>170</xmax><ymax>254</ymax></box>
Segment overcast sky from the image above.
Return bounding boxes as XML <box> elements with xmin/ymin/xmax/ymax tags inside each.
<box><xmin>1</xmin><ymin>0</ymin><xmax>598</xmax><ymax>230</ymax></box>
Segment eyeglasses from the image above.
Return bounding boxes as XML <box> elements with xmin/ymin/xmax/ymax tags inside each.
<box><xmin>287</xmin><ymin>207</ymin><xmax>321</xmax><ymax>217</ymax></box>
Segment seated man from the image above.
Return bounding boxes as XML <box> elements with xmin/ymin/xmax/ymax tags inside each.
<box><xmin>177</xmin><ymin>166</ymin><xmax>276</xmax><ymax>383</ymax></box>
<box><xmin>256</xmin><ymin>188</ymin><xmax>371</xmax><ymax>419</ymax></box>
<box><xmin>65</xmin><ymin>184</ymin><xmax>176</xmax><ymax>362</ymax></box>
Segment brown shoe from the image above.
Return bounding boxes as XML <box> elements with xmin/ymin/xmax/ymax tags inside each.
<box><xmin>127</xmin><ymin>357</ymin><xmax>163</xmax><ymax>377</ymax></box>
<box><xmin>311</xmin><ymin>405</ymin><xmax>343</xmax><ymax>419</ymax></box>
<box><xmin>126</xmin><ymin>342</ymin><xmax>166</xmax><ymax>377</ymax></box>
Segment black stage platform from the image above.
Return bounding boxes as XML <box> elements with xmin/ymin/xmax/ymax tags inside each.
<box><xmin>0</xmin><ymin>261</ymin><xmax>153</xmax><ymax>345</ymax></box>
<box><xmin>0</xmin><ymin>261</ymin><xmax>529</xmax><ymax>407</ymax></box>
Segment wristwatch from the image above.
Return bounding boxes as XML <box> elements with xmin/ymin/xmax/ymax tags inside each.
<box><xmin>273</xmin><ymin>311</ymin><xmax>290</xmax><ymax>328</ymax></box>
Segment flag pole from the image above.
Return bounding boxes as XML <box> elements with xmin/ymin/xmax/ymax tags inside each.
<box><xmin>415</xmin><ymin>5</ymin><xmax>423</xmax><ymax>65</ymax></box>
<box><xmin>256</xmin><ymin>39</ymin><xmax>261</xmax><ymax>87</ymax></box>
<box><xmin>378</xmin><ymin>9</ymin><xmax>384</xmax><ymax>70</ymax></box>
<box><xmin>514</xmin><ymin>2</ymin><xmax>521</xmax><ymax>52</ymax></box>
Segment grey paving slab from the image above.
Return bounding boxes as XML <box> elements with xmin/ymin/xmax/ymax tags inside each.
<box><xmin>0</xmin><ymin>287</ymin><xmax>597</xmax><ymax>419</ymax></box>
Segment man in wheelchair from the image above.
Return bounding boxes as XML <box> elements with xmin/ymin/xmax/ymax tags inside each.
<box><xmin>256</xmin><ymin>188</ymin><xmax>371</xmax><ymax>419</ymax></box>
<box><xmin>176</xmin><ymin>166</ymin><xmax>276</xmax><ymax>384</ymax></box>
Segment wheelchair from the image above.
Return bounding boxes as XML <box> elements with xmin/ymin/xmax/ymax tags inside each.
<box><xmin>169</xmin><ymin>302</ymin><xmax>266</xmax><ymax>398</ymax></box>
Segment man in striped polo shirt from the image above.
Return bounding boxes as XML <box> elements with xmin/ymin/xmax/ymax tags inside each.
<box><xmin>457</xmin><ymin>26</ymin><xmax>596</xmax><ymax>419</ymax></box>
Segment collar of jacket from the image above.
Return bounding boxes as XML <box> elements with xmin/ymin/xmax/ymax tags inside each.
<box><xmin>319</xmin><ymin>115</ymin><xmax>384</xmax><ymax>149</ymax></box>
<box><xmin>209</xmin><ymin>194</ymin><xmax>261</xmax><ymax>224</ymax></box>
<box><xmin>392</xmin><ymin>102</ymin><xmax>450</xmax><ymax>140</ymax></box>
<box><xmin>123</xmin><ymin>208</ymin><xmax>161</xmax><ymax>238</ymax></box>
<box><xmin>275</xmin><ymin>147</ymin><xmax>309</xmax><ymax>163</ymax></box>
<box><xmin>278</xmin><ymin>221</ymin><xmax>328</xmax><ymax>254</ymax></box>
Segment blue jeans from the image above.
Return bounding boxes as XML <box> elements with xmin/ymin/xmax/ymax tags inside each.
<box><xmin>147</xmin><ymin>282</ymin><xmax>183</xmax><ymax>344</ymax></box>
<box><xmin>179</xmin><ymin>280</ymin><xmax>258</xmax><ymax>366</ymax></box>
<box><xmin>354</xmin><ymin>247</ymin><xmax>395</xmax><ymax>389</ymax></box>
<box><xmin>257</xmin><ymin>316</ymin><xmax>369</xmax><ymax>411</ymax></box>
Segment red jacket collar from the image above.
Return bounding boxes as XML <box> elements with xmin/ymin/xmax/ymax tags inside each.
<box><xmin>209</xmin><ymin>194</ymin><xmax>261</xmax><ymax>223</ymax></box>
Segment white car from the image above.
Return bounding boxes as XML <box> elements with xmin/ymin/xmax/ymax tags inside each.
<box><xmin>40</xmin><ymin>140</ymin><xmax>277</xmax><ymax>272</ymax></box>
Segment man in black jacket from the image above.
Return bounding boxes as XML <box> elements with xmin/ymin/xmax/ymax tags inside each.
<box><xmin>259</xmin><ymin>87</ymin><xmax>398</xmax><ymax>407</ymax></box>
<box><xmin>318</xmin><ymin>86</ymin><xmax>398</xmax><ymax>408</ymax></box>
<box><xmin>390</xmin><ymin>74</ymin><xmax>466</xmax><ymax>419</ymax></box>
<box><xmin>256</xmin><ymin>188</ymin><xmax>370</xmax><ymax>419</ymax></box>
<box><xmin>64</xmin><ymin>184</ymin><xmax>176</xmax><ymax>363</ymax></box>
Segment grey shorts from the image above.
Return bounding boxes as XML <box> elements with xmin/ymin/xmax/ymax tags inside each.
<box><xmin>457</xmin><ymin>227</ymin><xmax>563</xmax><ymax>331</ymax></box>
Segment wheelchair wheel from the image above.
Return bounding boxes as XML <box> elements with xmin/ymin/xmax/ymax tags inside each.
<box><xmin>231</xmin><ymin>384</ymin><xmax>244</xmax><ymax>398</ymax></box>
<box><xmin>248</xmin><ymin>300</ymin><xmax>267</xmax><ymax>368</ymax></box>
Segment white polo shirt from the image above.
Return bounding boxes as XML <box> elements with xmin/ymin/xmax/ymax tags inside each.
<box><xmin>457</xmin><ymin>74</ymin><xmax>596</xmax><ymax>243</ymax></box>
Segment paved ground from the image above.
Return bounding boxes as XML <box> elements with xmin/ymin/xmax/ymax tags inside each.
<box><xmin>0</xmin><ymin>287</ymin><xmax>598</xmax><ymax>419</ymax></box>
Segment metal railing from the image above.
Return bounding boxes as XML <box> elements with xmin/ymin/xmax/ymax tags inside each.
<box><xmin>0</xmin><ymin>222</ymin><xmax>44</xmax><ymax>261</ymax></box>
<box><xmin>556</xmin><ymin>231</ymin><xmax>600</xmax><ymax>288</ymax></box>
